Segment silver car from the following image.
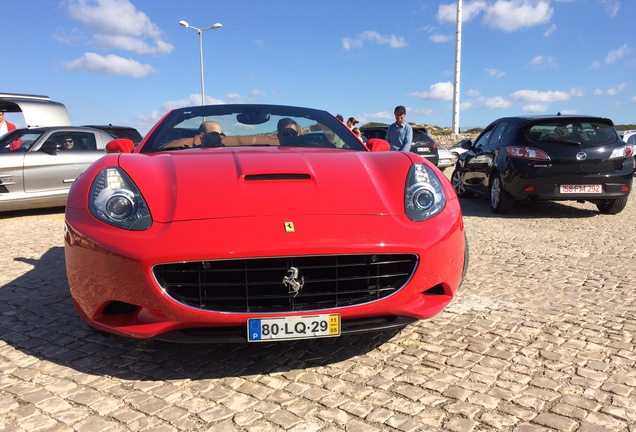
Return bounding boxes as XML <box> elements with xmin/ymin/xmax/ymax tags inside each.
<box><xmin>436</xmin><ymin>147</ymin><xmax>457</xmax><ymax>171</ymax></box>
<box><xmin>0</xmin><ymin>126</ymin><xmax>115</xmax><ymax>212</ymax></box>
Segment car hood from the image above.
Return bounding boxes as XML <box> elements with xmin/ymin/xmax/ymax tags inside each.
<box><xmin>119</xmin><ymin>148</ymin><xmax>413</xmax><ymax>223</ymax></box>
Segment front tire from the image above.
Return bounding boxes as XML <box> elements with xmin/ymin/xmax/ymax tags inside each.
<box><xmin>490</xmin><ymin>173</ymin><xmax>513</xmax><ymax>214</ymax></box>
<box><xmin>595</xmin><ymin>198</ymin><xmax>628</xmax><ymax>214</ymax></box>
<box><xmin>451</xmin><ymin>169</ymin><xmax>473</xmax><ymax>198</ymax></box>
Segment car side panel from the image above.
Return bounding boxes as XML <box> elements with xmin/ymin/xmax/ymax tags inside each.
<box><xmin>0</xmin><ymin>153</ymin><xmax>26</xmax><ymax>194</ymax></box>
<box><xmin>23</xmin><ymin>151</ymin><xmax>104</xmax><ymax>193</ymax></box>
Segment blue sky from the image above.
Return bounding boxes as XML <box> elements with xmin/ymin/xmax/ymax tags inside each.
<box><xmin>2</xmin><ymin>0</ymin><xmax>634</xmax><ymax>134</ymax></box>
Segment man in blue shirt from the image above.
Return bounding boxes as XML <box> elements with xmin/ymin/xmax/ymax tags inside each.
<box><xmin>385</xmin><ymin>105</ymin><xmax>413</xmax><ymax>151</ymax></box>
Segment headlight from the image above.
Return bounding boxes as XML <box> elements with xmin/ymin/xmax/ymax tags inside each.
<box><xmin>404</xmin><ymin>163</ymin><xmax>446</xmax><ymax>221</ymax></box>
<box><xmin>89</xmin><ymin>167</ymin><xmax>152</xmax><ymax>230</ymax></box>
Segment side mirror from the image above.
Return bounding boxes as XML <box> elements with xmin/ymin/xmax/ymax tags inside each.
<box><xmin>461</xmin><ymin>140</ymin><xmax>472</xmax><ymax>150</ymax></box>
<box><xmin>106</xmin><ymin>138</ymin><xmax>134</xmax><ymax>154</ymax></box>
<box><xmin>366</xmin><ymin>138</ymin><xmax>390</xmax><ymax>152</ymax></box>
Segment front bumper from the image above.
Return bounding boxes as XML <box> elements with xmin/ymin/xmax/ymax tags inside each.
<box><xmin>65</xmin><ymin>207</ymin><xmax>466</xmax><ymax>342</ymax></box>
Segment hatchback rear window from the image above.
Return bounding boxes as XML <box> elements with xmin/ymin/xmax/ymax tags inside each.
<box><xmin>525</xmin><ymin>121</ymin><xmax>617</xmax><ymax>147</ymax></box>
<box><xmin>413</xmin><ymin>131</ymin><xmax>433</xmax><ymax>143</ymax></box>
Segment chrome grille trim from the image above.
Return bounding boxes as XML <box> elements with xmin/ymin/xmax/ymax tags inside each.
<box><xmin>153</xmin><ymin>254</ymin><xmax>417</xmax><ymax>313</ymax></box>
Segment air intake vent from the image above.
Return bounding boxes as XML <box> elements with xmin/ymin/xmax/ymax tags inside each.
<box><xmin>244</xmin><ymin>173</ymin><xmax>311</xmax><ymax>181</ymax></box>
<box><xmin>154</xmin><ymin>254</ymin><xmax>418</xmax><ymax>313</ymax></box>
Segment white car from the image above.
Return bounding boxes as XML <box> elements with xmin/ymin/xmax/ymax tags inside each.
<box><xmin>0</xmin><ymin>93</ymin><xmax>114</xmax><ymax>212</ymax></box>
<box><xmin>448</xmin><ymin>138</ymin><xmax>473</xmax><ymax>159</ymax></box>
<box><xmin>620</xmin><ymin>130</ymin><xmax>636</xmax><ymax>145</ymax></box>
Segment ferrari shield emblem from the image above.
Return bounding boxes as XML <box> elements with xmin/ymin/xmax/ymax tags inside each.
<box><xmin>284</xmin><ymin>222</ymin><xmax>295</xmax><ymax>232</ymax></box>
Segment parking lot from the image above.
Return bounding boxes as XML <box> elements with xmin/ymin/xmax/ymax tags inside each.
<box><xmin>1</xmin><ymin>186</ymin><xmax>635</xmax><ymax>431</ymax></box>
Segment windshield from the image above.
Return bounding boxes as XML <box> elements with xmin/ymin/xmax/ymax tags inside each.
<box><xmin>0</xmin><ymin>130</ymin><xmax>44</xmax><ymax>152</ymax></box>
<box><xmin>141</xmin><ymin>104</ymin><xmax>367</xmax><ymax>153</ymax></box>
<box><xmin>525</xmin><ymin>120</ymin><xmax>618</xmax><ymax>147</ymax></box>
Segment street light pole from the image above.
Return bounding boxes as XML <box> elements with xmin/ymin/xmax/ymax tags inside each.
<box><xmin>179</xmin><ymin>20</ymin><xmax>222</xmax><ymax>106</ymax></box>
<box><xmin>451</xmin><ymin>0</ymin><xmax>462</xmax><ymax>135</ymax></box>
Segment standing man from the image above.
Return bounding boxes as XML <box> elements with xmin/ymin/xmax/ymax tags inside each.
<box><xmin>385</xmin><ymin>105</ymin><xmax>412</xmax><ymax>151</ymax></box>
<box><xmin>0</xmin><ymin>111</ymin><xmax>16</xmax><ymax>136</ymax></box>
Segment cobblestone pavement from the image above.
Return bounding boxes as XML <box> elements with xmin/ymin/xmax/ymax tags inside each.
<box><xmin>1</xmin><ymin>181</ymin><xmax>635</xmax><ymax>431</ymax></box>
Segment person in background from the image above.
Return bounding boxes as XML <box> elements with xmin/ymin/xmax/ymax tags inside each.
<box><xmin>62</xmin><ymin>136</ymin><xmax>76</xmax><ymax>150</ymax></box>
<box><xmin>352</xmin><ymin>127</ymin><xmax>366</xmax><ymax>143</ymax></box>
<box><xmin>335</xmin><ymin>114</ymin><xmax>344</xmax><ymax>123</ymax></box>
<box><xmin>1</xmin><ymin>112</ymin><xmax>20</xmax><ymax>151</ymax></box>
<box><xmin>0</xmin><ymin>111</ymin><xmax>16</xmax><ymax>136</ymax></box>
<box><xmin>346</xmin><ymin>117</ymin><xmax>359</xmax><ymax>130</ymax></box>
<box><xmin>385</xmin><ymin>105</ymin><xmax>412</xmax><ymax>151</ymax></box>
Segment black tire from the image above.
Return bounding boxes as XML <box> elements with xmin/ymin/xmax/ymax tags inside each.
<box><xmin>489</xmin><ymin>173</ymin><xmax>513</xmax><ymax>214</ymax></box>
<box><xmin>451</xmin><ymin>169</ymin><xmax>473</xmax><ymax>198</ymax></box>
<box><xmin>595</xmin><ymin>198</ymin><xmax>628</xmax><ymax>214</ymax></box>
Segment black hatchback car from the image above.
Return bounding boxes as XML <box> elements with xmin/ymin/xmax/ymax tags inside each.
<box><xmin>82</xmin><ymin>124</ymin><xmax>143</xmax><ymax>146</ymax></box>
<box><xmin>360</xmin><ymin>126</ymin><xmax>439</xmax><ymax>165</ymax></box>
<box><xmin>451</xmin><ymin>115</ymin><xmax>634</xmax><ymax>214</ymax></box>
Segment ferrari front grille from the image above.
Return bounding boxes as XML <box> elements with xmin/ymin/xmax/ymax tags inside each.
<box><xmin>153</xmin><ymin>254</ymin><xmax>417</xmax><ymax>313</ymax></box>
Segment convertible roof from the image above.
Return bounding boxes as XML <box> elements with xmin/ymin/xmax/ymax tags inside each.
<box><xmin>0</xmin><ymin>93</ymin><xmax>72</xmax><ymax>127</ymax></box>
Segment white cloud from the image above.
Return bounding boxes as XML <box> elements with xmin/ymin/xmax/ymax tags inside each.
<box><xmin>605</xmin><ymin>44</ymin><xmax>630</xmax><ymax>64</ymax></box>
<box><xmin>461</xmin><ymin>87</ymin><xmax>583</xmax><ymax>113</ymax></box>
<box><xmin>429</xmin><ymin>34</ymin><xmax>452</xmax><ymax>43</ymax></box>
<box><xmin>482</xmin><ymin>96</ymin><xmax>512</xmax><ymax>109</ymax></box>
<box><xmin>438</xmin><ymin>1</ymin><xmax>554</xmax><ymax>32</ymax></box>
<box><xmin>485</xmin><ymin>68</ymin><xmax>507</xmax><ymax>78</ymax></box>
<box><xmin>510</xmin><ymin>89</ymin><xmax>579</xmax><ymax>103</ymax></box>
<box><xmin>543</xmin><ymin>24</ymin><xmax>557</xmax><ymax>36</ymax></box>
<box><xmin>364</xmin><ymin>111</ymin><xmax>395</xmax><ymax>121</ymax></box>
<box><xmin>65</xmin><ymin>52</ymin><xmax>156</xmax><ymax>77</ymax></box>
<box><xmin>225</xmin><ymin>90</ymin><xmax>267</xmax><ymax>103</ymax></box>
<box><xmin>484</xmin><ymin>1</ymin><xmax>554</xmax><ymax>32</ymax></box>
<box><xmin>521</xmin><ymin>103</ymin><xmax>550</xmax><ymax>112</ymax></box>
<box><xmin>599</xmin><ymin>0</ymin><xmax>620</xmax><ymax>17</ymax></box>
<box><xmin>342</xmin><ymin>31</ymin><xmax>406</xmax><ymax>51</ymax></box>
<box><xmin>528</xmin><ymin>55</ymin><xmax>558</xmax><ymax>69</ymax></box>
<box><xmin>133</xmin><ymin>95</ymin><xmax>226</xmax><ymax>133</ymax></box>
<box><xmin>595</xmin><ymin>83</ymin><xmax>627</xmax><ymax>96</ymax></box>
<box><xmin>408</xmin><ymin>82</ymin><xmax>454</xmax><ymax>101</ymax></box>
<box><xmin>67</xmin><ymin>0</ymin><xmax>173</xmax><ymax>55</ymax></box>
<box><xmin>437</xmin><ymin>1</ymin><xmax>489</xmax><ymax>23</ymax></box>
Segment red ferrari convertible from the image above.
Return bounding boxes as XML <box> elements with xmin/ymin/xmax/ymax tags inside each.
<box><xmin>65</xmin><ymin>104</ymin><xmax>468</xmax><ymax>342</ymax></box>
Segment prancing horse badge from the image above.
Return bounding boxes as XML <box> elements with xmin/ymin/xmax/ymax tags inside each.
<box><xmin>284</xmin><ymin>222</ymin><xmax>295</xmax><ymax>232</ymax></box>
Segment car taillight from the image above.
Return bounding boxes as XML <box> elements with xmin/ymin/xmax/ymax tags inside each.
<box><xmin>610</xmin><ymin>144</ymin><xmax>635</xmax><ymax>159</ymax></box>
<box><xmin>507</xmin><ymin>146</ymin><xmax>550</xmax><ymax>160</ymax></box>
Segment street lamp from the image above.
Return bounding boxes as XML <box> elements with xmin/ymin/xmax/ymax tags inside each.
<box><xmin>179</xmin><ymin>20</ymin><xmax>222</xmax><ymax>105</ymax></box>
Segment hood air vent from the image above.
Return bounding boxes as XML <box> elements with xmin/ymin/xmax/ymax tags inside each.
<box><xmin>244</xmin><ymin>173</ymin><xmax>311</xmax><ymax>181</ymax></box>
